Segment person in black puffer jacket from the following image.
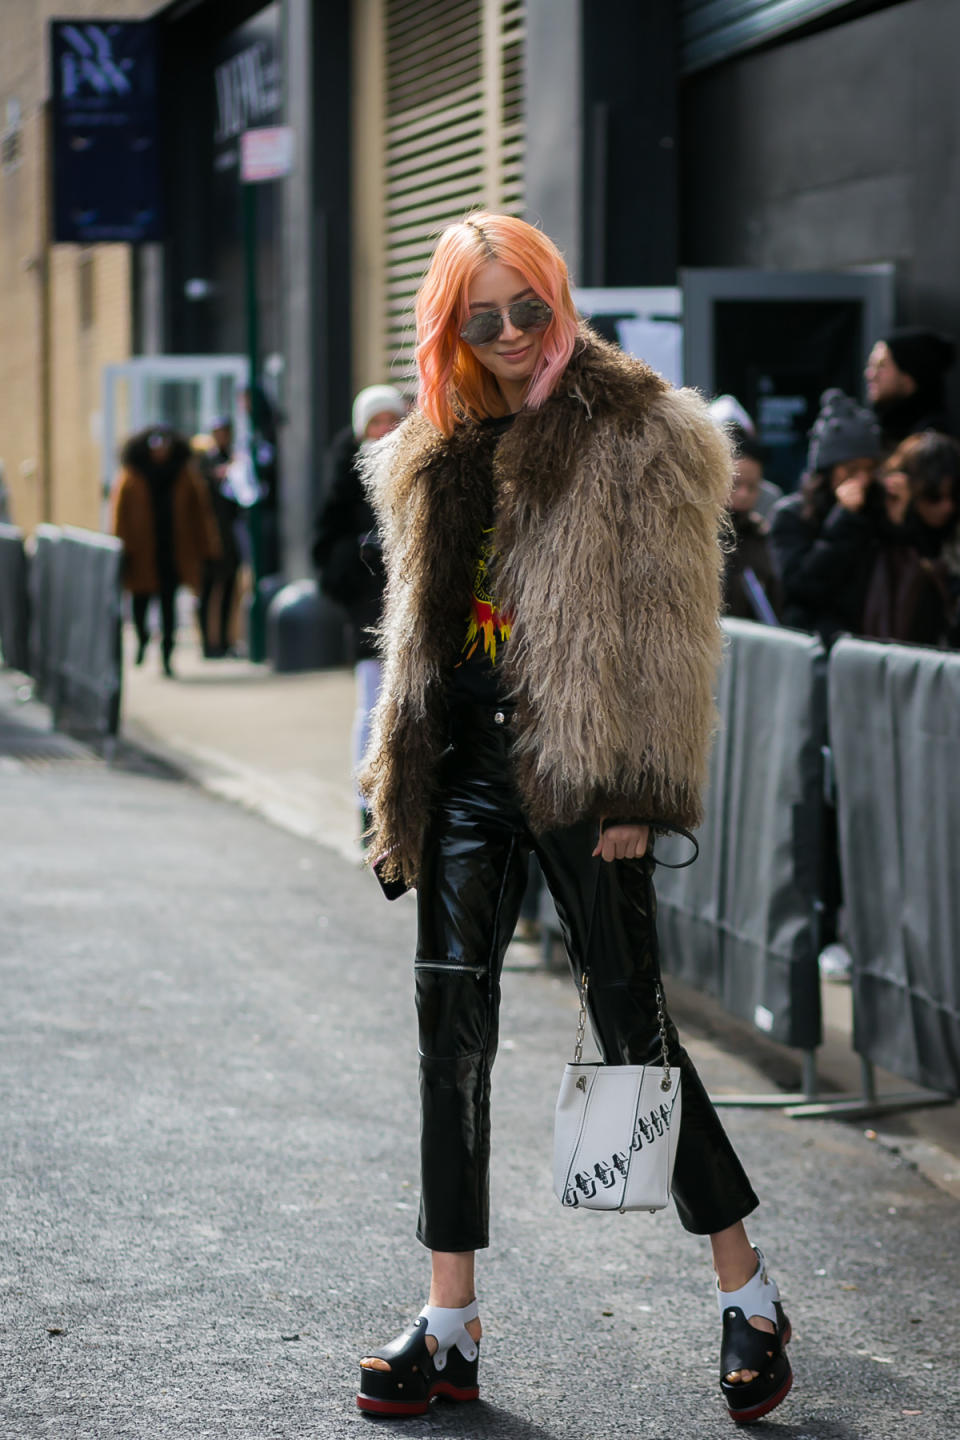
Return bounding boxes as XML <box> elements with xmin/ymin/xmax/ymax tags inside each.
<box><xmin>312</xmin><ymin>385</ymin><xmax>407</xmax><ymax>838</ymax></box>
<box><xmin>768</xmin><ymin>390</ymin><xmax>886</xmax><ymax>646</ymax></box>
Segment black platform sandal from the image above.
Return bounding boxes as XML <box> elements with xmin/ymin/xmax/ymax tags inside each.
<box><xmin>717</xmin><ymin>1247</ymin><xmax>793</xmax><ymax>1425</ymax></box>
<box><xmin>357</xmin><ymin>1300</ymin><xmax>480</xmax><ymax>1417</ymax></box>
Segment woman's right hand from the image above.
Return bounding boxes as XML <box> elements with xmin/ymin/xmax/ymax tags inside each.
<box><xmin>592</xmin><ymin>822</ymin><xmax>650</xmax><ymax>863</ymax></box>
<box><xmin>834</xmin><ymin>476</ymin><xmax>869</xmax><ymax>512</ymax></box>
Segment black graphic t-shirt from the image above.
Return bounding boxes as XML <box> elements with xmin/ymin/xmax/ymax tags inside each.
<box><xmin>449</xmin><ymin>413</ymin><xmax>516</xmax><ymax>705</ymax></box>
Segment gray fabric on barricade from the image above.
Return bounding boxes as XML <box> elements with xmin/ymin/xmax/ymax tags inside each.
<box><xmin>54</xmin><ymin>528</ymin><xmax>124</xmax><ymax>738</ymax></box>
<box><xmin>651</xmin><ymin>643</ymin><xmax>732</xmax><ymax>1001</ymax></box>
<box><xmin>656</xmin><ymin>619</ymin><xmax>827</xmax><ymax>1051</ymax></box>
<box><xmin>27</xmin><ymin>526</ymin><xmax>124</xmax><ymax>739</ymax></box>
<box><xmin>28</xmin><ymin>525</ymin><xmax>61</xmax><ymax>704</ymax></box>
<box><xmin>830</xmin><ymin>638</ymin><xmax>960</xmax><ymax>1096</ymax></box>
<box><xmin>0</xmin><ymin>524</ymin><xmax>29</xmax><ymax>673</ymax></box>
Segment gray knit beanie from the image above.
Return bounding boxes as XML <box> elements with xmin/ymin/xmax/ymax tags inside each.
<box><xmin>807</xmin><ymin>389</ymin><xmax>882</xmax><ymax>473</ymax></box>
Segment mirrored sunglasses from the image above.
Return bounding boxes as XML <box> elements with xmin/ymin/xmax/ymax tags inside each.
<box><xmin>459</xmin><ymin>297</ymin><xmax>553</xmax><ymax>347</ymax></box>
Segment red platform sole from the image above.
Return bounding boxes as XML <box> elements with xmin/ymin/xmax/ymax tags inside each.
<box><xmin>724</xmin><ymin>1318</ymin><xmax>793</xmax><ymax>1426</ymax></box>
<box><xmin>727</xmin><ymin>1367</ymin><xmax>793</xmax><ymax>1425</ymax></box>
<box><xmin>357</xmin><ymin>1381</ymin><xmax>480</xmax><ymax>1416</ymax></box>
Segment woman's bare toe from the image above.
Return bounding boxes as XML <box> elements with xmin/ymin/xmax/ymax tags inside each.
<box><xmin>724</xmin><ymin>1313</ymin><xmax>775</xmax><ymax>1383</ymax></box>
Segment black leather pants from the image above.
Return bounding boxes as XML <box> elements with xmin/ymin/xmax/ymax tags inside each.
<box><xmin>415</xmin><ymin>704</ymin><xmax>759</xmax><ymax>1252</ymax></box>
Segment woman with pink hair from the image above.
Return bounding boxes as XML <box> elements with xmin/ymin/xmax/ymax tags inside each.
<box><xmin>355</xmin><ymin>213</ymin><xmax>794</xmax><ymax>1425</ymax></box>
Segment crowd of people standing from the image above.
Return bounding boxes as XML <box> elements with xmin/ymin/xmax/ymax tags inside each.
<box><xmin>714</xmin><ymin>327</ymin><xmax>960</xmax><ymax>650</ymax></box>
<box><xmin>107</xmin><ymin>323</ymin><xmax>959</xmax><ymax>683</ymax></box>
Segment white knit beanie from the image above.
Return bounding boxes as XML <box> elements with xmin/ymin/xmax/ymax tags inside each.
<box><xmin>352</xmin><ymin>385</ymin><xmax>407</xmax><ymax>441</ymax></box>
<box><xmin>707</xmin><ymin>394</ymin><xmax>756</xmax><ymax>434</ymax></box>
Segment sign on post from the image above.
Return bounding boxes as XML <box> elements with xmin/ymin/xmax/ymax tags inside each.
<box><xmin>50</xmin><ymin>20</ymin><xmax>162</xmax><ymax>243</ymax></box>
<box><xmin>240</xmin><ymin>126</ymin><xmax>295</xmax><ymax>183</ymax></box>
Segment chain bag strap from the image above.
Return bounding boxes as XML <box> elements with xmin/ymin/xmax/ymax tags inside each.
<box><xmin>553</xmin><ymin>853</ymin><xmax>682</xmax><ymax>1213</ymax></box>
<box><xmin>573</xmin><ymin>968</ymin><xmax>671</xmax><ymax>1090</ymax></box>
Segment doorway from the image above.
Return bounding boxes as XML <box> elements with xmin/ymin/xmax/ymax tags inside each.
<box><xmin>100</xmin><ymin>355</ymin><xmax>251</xmax><ymax>504</ymax></box>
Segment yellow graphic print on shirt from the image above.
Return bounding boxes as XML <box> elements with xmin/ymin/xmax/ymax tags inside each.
<box><xmin>463</xmin><ymin>526</ymin><xmax>513</xmax><ymax>663</ymax></box>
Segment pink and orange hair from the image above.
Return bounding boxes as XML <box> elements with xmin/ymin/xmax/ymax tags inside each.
<box><xmin>415</xmin><ymin>212</ymin><xmax>579</xmax><ymax>436</ymax></box>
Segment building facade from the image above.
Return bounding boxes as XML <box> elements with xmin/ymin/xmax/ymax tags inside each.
<box><xmin>0</xmin><ymin>0</ymin><xmax>155</xmax><ymax>534</ymax></box>
<box><xmin>351</xmin><ymin>0</ymin><xmax>525</xmax><ymax>389</ymax></box>
<box><xmin>2</xmin><ymin>0</ymin><xmax>959</xmax><ymax>573</ymax></box>
<box><xmin>680</xmin><ymin>0</ymin><xmax>960</xmax><ymax>353</ymax></box>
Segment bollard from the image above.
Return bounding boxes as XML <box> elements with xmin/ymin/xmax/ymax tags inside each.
<box><xmin>265</xmin><ymin>579</ymin><xmax>348</xmax><ymax>673</ymax></box>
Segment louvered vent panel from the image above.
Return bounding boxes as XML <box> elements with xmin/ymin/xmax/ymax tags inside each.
<box><xmin>382</xmin><ymin>0</ymin><xmax>526</xmax><ymax>383</ymax></box>
<box><xmin>500</xmin><ymin>0</ymin><xmax>525</xmax><ymax>214</ymax></box>
<box><xmin>384</xmin><ymin>0</ymin><xmax>484</xmax><ymax>381</ymax></box>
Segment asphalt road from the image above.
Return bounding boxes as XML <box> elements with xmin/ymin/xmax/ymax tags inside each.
<box><xmin>2</xmin><ymin>694</ymin><xmax>958</xmax><ymax>1439</ymax></box>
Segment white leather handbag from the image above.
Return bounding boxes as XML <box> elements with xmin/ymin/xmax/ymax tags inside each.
<box><xmin>553</xmin><ymin>972</ymin><xmax>681</xmax><ymax>1212</ymax></box>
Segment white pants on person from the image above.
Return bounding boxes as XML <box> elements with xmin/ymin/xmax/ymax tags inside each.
<box><xmin>353</xmin><ymin>658</ymin><xmax>383</xmax><ymax>805</ymax></box>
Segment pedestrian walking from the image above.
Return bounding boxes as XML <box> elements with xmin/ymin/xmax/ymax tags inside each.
<box><xmin>768</xmin><ymin>390</ymin><xmax>885</xmax><ymax>645</ymax></box>
<box><xmin>241</xmin><ymin>384</ymin><xmax>282</xmax><ymax>576</ymax></box>
<box><xmin>866</xmin><ymin>327</ymin><xmax>956</xmax><ymax>450</ymax></box>
<box><xmin>111</xmin><ymin>425</ymin><xmax>220</xmax><ymax>677</ymax></box>
<box><xmin>355</xmin><ymin>212</ymin><xmax>794</xmax><ymax>1425</ymax></box>
<box><xmin>312</xmin><ymin>385</ymin><xmax>407</xmax><ymax>840</ymax></box>
<box><xmin>196</xmin><ymin>417</ymin><xmax>242</xmax><ymax>658</ymax></box>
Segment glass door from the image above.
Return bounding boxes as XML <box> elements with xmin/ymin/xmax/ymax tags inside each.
<box><xmin>100</xmin><ymin>355</ymin><xmax>250</xmax><ymax>505</ymax></box>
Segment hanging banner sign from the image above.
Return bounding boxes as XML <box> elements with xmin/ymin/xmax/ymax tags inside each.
<box><xmin>50</xmin><ymin>20</ymin><xmax>163</xmax><ymax>243</ymax></box>
<box><xmin>213</xmin><ymin>8</ymin><xmax>282</xmax><ymax>174</ymax></box>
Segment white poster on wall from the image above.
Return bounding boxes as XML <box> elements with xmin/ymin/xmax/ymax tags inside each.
<box><xmin>573</xmin><ymin>287</ymin><xmax>684</xmax><ymax>388</ymax></box>
<box><xmin>615</xmin><ymin>318</ymin><xmax>683</xmax><ymax>387</ymax></box>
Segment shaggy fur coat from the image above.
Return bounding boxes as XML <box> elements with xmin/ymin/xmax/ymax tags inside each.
<box><xmin>359</xmin><ymin>331</ymin><xmax>733</xmax><ymax>885</ymax></box>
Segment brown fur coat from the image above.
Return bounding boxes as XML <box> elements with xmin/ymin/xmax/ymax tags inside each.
<box><xmin>359</xmin><ymin>332</ymin><xmax>733</xmax><ymax>885</ymax></box>
<box><xmin>111</xmin><ymin>459</ymin><xmax>220</xmax><ymax>595</ymax></box>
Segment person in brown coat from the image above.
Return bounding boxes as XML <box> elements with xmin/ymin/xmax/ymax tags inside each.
<box><xmin>111</xmin><ymin>425</ymin><xmax>220</xmax><ymax>676</ymax></box>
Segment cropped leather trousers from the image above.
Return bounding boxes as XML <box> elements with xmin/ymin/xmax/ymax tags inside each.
<box><xmin>414</xmin><ymin>703</ymin><xmax>759</xmax><ymax>1252</ymax></box>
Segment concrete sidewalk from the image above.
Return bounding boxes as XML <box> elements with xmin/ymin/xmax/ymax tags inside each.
<box><xmin>117</xmin><ymin>624</ymin><xmax>960</xmax><ymax>1197</ymax></box>
<box><xmin>3</xmin><ymin>670</ymin><xmax>960</xmax><ymax>1439</ymax></box>
<box><xmin>119</xmin><ymin>625</ymin><xmax>361</xmax><ymax>867</ymax></box>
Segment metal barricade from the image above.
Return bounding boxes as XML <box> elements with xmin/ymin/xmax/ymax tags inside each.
<box><xmin>23</xmin><ymin>525</ymin><xmax>123</xmax><ymax>741</ymax></box>
<box><xmin>27</xmin><ymin>525</ymin><xmax>62</xmax><ymax>705</ymax></box>
<box><xmin>0</xmin><ymin>524</ymin><xmax>29</xmax><ymax>673</ymax></box>
<box><xmin>652</xmin><ymin>639</ymin><xmax>734</xmax><ymax>1002</ymax></box>
<box><xmin>52</xmin><ymin>528</ymin><xmax>124</xmax><ymax>739</ymax></box>
<box><xmin>826</xmin><ymin>638</ymin><xmax>960</xmax><ymax>1104</ymax></box>
<box><xmin>655</xmin><ymin>619</ymin><xmax>829</xmax><ymax>1099</ymax></box>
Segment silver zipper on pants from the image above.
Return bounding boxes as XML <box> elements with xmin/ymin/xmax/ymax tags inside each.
<box><xmin>415</xmin><ymin>960</ymin><xmax>487</xmax><ymax>976</ymax></box>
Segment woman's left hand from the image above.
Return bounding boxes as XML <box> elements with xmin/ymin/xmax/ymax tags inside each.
<box><xmin>592</xmin><ymin>822</ymin><xmax>650</xmax><ymax>862</ymax></box>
